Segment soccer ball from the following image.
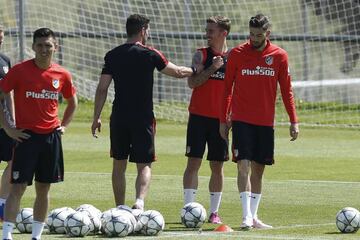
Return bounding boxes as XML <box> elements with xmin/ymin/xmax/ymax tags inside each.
<box><xmin>16</xmin><ymin>208</ymin><xmax>33</xmax><ymax>233</ymax></box>
<box><xmin>47</xmin><ymin>207</ymin><xmax>76</xmax><ymax>234</ymax></box>
<box><xmin>131</xmin><ymin>208</ymin><xmax>144</xmax><ymax>232</ymax></box>
<box><xmin>336</xmin><ymin>207</ymin><xmax>360</xmax><ymax>233</ymax></box>
<box><xmin>64</xmin><ymin>211</ymin><xmax>92</xmax><ymax>237</ymax></box>
<box><xmin>181</xmin><ymin>202</ymin><xmax>207</xmax><ymax>228</ymax></box>
<box><xmin>138</xmin><ymin>210</ymin><xmax>165</xmax><ymax>236</ymax></box>
<box><xmin>100</xmin><ymin>208</ymin><xmax>121</xmax><ymax>234</ymax></box>
<box><xmin>76</xmin><ymin>205</ymin><xmax>102</xmax><ymax>235</ymax></box>
<box><xmin>103</xmin><ymin>213</ymin><xmax>130</xmax><ymax>237</ymax></box>
<box><xmin>117</xmin><ymin>209</ymin><xmax>137</xmax><ymax>234</ymax></box>
<box><xmin>76</xmin><ymin>204</ymin><xmax>102</xmax><ymax>218</ymax></box>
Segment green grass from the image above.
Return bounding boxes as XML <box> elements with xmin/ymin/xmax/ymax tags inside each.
<box><xmin>4</xmin><ymin>102</ymin><xmax>360</xmax><ymax>239</ymax></box>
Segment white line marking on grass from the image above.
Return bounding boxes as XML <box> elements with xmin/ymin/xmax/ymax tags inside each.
<box><xmin>64</xmin><ymin>171</ymin><xmax>360</xmax><ymax>185</ymax></box>
<box><xmin>274</xmin><ymin>222</ymin><xmax>333</xmax><ymax>230</ymax></box>
<box><xmin>127</xmin><ymin>225</ymin><xmax>336</xmax><ymax>240</ymax></box>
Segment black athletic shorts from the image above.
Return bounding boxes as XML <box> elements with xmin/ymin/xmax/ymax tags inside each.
<box><xmin>11</xmin><ymin>129</ymin><xmax>64</xmax><ymax>185</ymax></box>
<box><xmin>232</xmin><ymin>121</ymin><xmax>274</xmax><ymax>165</ymax></box>
<box><xmin>185</xmin><ymin>113</ymin><xmax>228</xmax><ymax>161</ymax></box>
<box><xmin>0</xmin><ymin>128</ymin><xmax>15</xmax><ymax>162</ymax></box>
<box><xmin>110</xmin><ymin>117</ymin><xmax>156</xmax><ymax>163</ymax></box>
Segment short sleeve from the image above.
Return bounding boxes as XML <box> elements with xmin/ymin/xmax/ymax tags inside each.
<box><xmin>151</xmin><ymin>48</ymin><xmax>168</xmax><ymax>71</ymax></box>
<box><xmin>101</xmin><ymin>52</ymin><xmax>112</xmax><ymax>75</ymax></box>
<box><xmin>61</xmin><ymin>70</ymin><xmax>76</xmax><ymax>99</ymax></box>
<box><xmin>0</xmin><ymin>67</ymin><xmax>17</xmax><ymax>93</ymax></box>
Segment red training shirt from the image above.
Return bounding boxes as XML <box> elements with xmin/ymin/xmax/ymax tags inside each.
<box><xmin>221</xmin><ymin>40</ymin><xmax>298</xmax><ymax>126</ymax></box>
<box><xmin>189</xmin><ymin>47</ymin><xmax>230</xmax><ymax>119</ymax></box>
<box><xmin>0</xmin><ymin>59</ymin><xmax>76</xmax><ymax>133</ymax></box>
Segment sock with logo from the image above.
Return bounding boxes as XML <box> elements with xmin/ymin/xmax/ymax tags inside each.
<box><xmin>250</xmin><ymin>192</ymin><xmax>262</xmax><ymax>220</ymax></box>
<box><xmin>183</xmin><ymin>189</ymin><xmax>197</xmax><ymax>205</ymax></box>
<box><xmin>2</xmin><ymin>221</ymin><xmax>14</xmax><ymax>240</ymax></box>
<box><xmin>209</xmin><ymin>192</ymin><xmax>222</xmax><ymax>213</ymax></box>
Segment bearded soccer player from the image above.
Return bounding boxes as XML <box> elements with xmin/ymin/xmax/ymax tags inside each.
<box><xmin>183</xmin><ymin>16</ymin><xmax>231</xmax><ymax>224</ymax></box>
<box><xmin>0</xmin><ymin>25</ymin><xmax>16</xmax><ymax>221</ymax></box>
<box><xmin>220</xmin><ymin>14</ymin><xmax>299</xmax><ymax>229</ymax></box>
<box><xmin>0</xmin><ymin>28</ymin><xmax>77</xmax><ymax>240</ymax></box>
<box><xmin>91</xmin><ymin>14</ymin><xmax>194</xmax><ymax>211</ymax></box>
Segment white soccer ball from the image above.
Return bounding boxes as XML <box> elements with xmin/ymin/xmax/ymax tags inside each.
<box><xmin>76</xmin><ymin>204</ymin><xmax>102</xmax><ymax>218</ymax></box>
<box><xmin>117</xmin><ymin>209</ymin><xmax>136</xmax><ymax>234</ymax></box>
<box><xmin>76</xmin><ymin>205</ymin><xmax>102</xmax><ymax>235</ymax></box>
<box><xmin>131</xmin><ymin>208</ymin><xmax>144</xmax><ymax>232</ymax></box>
<box><xmin>47</xmin><ymin>207</ymin><xmax>76</xmax><ymax>234</ymax></box>
<box><xmin>64</xmin><ymin>211</ymin><xmax>92</xmax><ymax>237</ymax></box>
<box><xmin>100</xmin><ymin>208</ymin><xmax>119</xmax><ymax>234</ymax></box>
<box><xmin>138</xmin><ymin>210</ymin><xmax>165</xmax><ymax>236</ymax></box>
<box><xmin>181</xmin><ymin>202</ymin><xmax>207</xmax><ymax>228</ymax></box>
<box><xmin>117</xmin><ymin>204</ymin><xmax>133</xmax><ymax>213</ymax></box>
<box><xmin>103</xmin><ymin>213</ymin><xmax>129</xmax><ymax>237</ymax></box>
<box><xmin>16</xmin><ymin>208</ymin><xmax>33</xmax><ymax>233</ymax></box>
<box><xmin>336</xmin><ymin>207</ymin><xmax>360</xmax><ymax>233</ymax></box>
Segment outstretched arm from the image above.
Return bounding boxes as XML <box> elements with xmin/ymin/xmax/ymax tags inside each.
<box><xmin>91</xmin><ymin>74</ymin><xmax>112</xmax><ymax>137</ymax></box>
<box><xmin>160</xmin><ymin>62</ymin><xmax>193</xmax><ymax>78</ymax></box>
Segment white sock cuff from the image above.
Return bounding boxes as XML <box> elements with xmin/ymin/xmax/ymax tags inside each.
<box><xmin>32</xmin><ymin>221</ymin><xmax>45</xmax><ymax>225</ymax></box>
<box><xmin>251</xmin><ymin>193</ymin><xmax>261</xmax><ymax>200</ymax></box>
<box><xmin>3</xmin><ymin>221</ymin><xmax>14</xmax><ymax>228</ymax></box>
<box><xmin>184</xmin><ymin>189</ymin><xmax>197</xmax><ymax>205</ymax></box>
<box><xmin>240</xmin><ymin>191</ymin><xmax>251</xmax><ymax>198</ymax></box>
<box><xmin>184</xmin><ymin>189</ymin><xmax>197</xmax><ymax>193</ymax></box>
<box><xmin>210</xmin><ymin>192</ymin><xmax>222</xmax><ymax>196</ymax></box>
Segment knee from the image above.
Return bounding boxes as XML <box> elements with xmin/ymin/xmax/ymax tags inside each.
<box><xmin>185</xmin><ymin>158</ymin><xmax>201</xmax><ymax>173</ymax></box>
<box><xmin>10</xmin><ymin>184</ymin><xmax>27</xmax><ymax>198</ymax></box>
<box><xmin>35</xmin><ymin>183</ymin><xmax>51</xmax><ymax>196</ymax></box>
<box><xmin>210</xmin><ymin>162</ymin><xmax>223</xmax><ymax>176</ymax></box>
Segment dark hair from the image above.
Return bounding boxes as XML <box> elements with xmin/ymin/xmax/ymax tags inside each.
<box><xmin>33</xmin><ymin>28</ymin><xmax>56</xmax><ymax>43</ymax></box>
<box><xmin>206</xmin><ymin>16</ymin><xmax>231</xmax><ymax>34</ymax></box>
<box><xmin>249</xmin><ymin>13</ymin><xmax>271</xmax><ymax>31</ymax></box>
<box><xmin>126</xmin><ymin>14</ymin><xmax>150</xmax><ymax>37</ymax></box>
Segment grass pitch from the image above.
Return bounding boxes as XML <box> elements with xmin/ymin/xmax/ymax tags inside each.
<box><xmin>3</xmin><ymin>102</ymin><xmax>360</xmax><ymax>239</ymax></box>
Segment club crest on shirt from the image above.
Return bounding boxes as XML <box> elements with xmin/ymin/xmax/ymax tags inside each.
<box><xmin>2</xmin><ymin>66</ymin><xmax>9</xmax><ymax>74</ymax></box>
<box><xmin>52</xmin><ymin>79</ymin><xmax>59</xmax><ymax>89</ymax></box>
<box><xmin>265</xmin><ymin>56</ymin><xmax>273</xmax><ymax>65</ymax></box>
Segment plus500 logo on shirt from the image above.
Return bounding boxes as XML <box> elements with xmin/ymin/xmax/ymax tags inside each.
<box><xmin>26</xmin><ymin>89</ymin><xmax>59</xmax><ymax>100</ymax></box>
<box><xmin>241</xmin><ymin>66</ymin><xmax>275</xmax><ymax>76</ymax></box>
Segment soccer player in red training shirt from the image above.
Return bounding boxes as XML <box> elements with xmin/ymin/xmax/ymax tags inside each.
<box><xmin>91</xmin><ymin>14</ymin><xmax>194</xmax><ymax>211</ymax></box>
<box><xmin>0</xmin><ymin>28</ymin><xmax>77</xmax><ymax>240</ymax></box>
<box><xmin>220</xmin><ymin>14</ymin><xmax>299</xmax><ymax>229</ymax></box>
<box><xmin>183</xmin><ymin>16</ymin><xmax>231</xmax><ymax>224</ymax></box>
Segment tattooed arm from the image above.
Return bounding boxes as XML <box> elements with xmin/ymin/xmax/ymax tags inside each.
<box><xmin>187</xmin><ymin>50</ymin><xmax>224</xmax><ymax>89</ymax></box>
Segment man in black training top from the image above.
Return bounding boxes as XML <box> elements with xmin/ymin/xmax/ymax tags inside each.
<box><xmin>91</xmin><ymin>14</ymin><xmax>195</xmax><ymax>210</ymax></box>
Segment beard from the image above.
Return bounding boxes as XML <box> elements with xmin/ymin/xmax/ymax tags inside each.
<box><xmin>250</xmin><ymin>39</ymin><xmax>266</xmax><ymax>49</ymax></box>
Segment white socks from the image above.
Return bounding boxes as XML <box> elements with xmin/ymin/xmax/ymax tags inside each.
<box><xmin>2</xmin><ymin>221</ymin><xmax>14</xmax><ymax>240</ymax></box>
<box><xmin>240</xmin><ymin>192</ymin><xmax>262</xmax><ymax>221</ymax></box>
<box><xmin>240</xmin><ymin>191</ymin><xmax>252</xmax><ymax>220</ymax></box>
<box><xmin>32</xmin><ymin>221</ymin><xmax>45</xmax><ymax>240</ymax></box>
<box><xmin>0</xmin><ymin>198</ymin><xmax>6</xmax><ymax>205</ymax></box>
<box><xmin>209</xmin><ymin>192</ymin><xmax>222</xmax><ymax>213</ymax></box>
<box><xmin>134</xmin><ymin>198</ymin><xmax>144</xmax><ymax>210</ymax></box>
<box><xmin>250</xmin><ymin>193</ymin><xmax>262</xmax><ymax>220</ymax></box>
<box><xmin>183</xmin><ymin>189</ymin><xmax>197</xmax><ymax>205</ymax></box>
